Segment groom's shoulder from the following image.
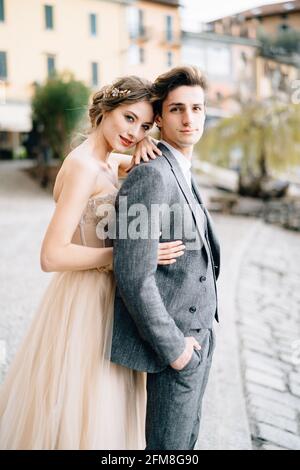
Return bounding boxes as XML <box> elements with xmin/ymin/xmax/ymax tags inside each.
<box><xmin>127</xmin><ymin>155</ymin><xmax>170</xmax><ymax>180</ymax></box>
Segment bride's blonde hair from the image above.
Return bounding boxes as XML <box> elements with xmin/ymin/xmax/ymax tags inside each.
<box><xmin>89</xmin><ymin>75</ymin><xmax>153</xmax><ymax>129</ymax></box>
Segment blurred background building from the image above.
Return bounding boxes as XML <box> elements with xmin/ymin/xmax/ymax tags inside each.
<box><xmin>0</xmin><ymin>0</ymin><xmax>299</xmax><ymax>158</ymax></box>
<box><xmin>182</xmin><ymin>0</ymin><xmax>300</xmax><ymax>122</ymax></box>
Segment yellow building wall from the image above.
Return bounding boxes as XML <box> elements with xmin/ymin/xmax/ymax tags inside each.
<box><xmin>123</xmin><ymin>0</ymin><xmax>181</xmax><ymax>80</ymax></box>
<box><xmin>0</xmin><ymin>0</ymin><xmax>129</xmax><ymax>103</ymax></box>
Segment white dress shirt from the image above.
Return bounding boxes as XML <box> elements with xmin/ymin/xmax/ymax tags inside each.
<box><xmin>160</xmin><ymin>140</ymin><xmax>208</xmax><ymax>242</ymax></box>
<box><xmin>160</xmin><ymin>140</ymin><xmax>192</xmax><ymax>190</ymax></box>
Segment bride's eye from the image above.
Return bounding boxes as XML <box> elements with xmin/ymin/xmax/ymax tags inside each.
<box><xmin>142</xmin><ymin>125</ymin><xmax>150</xmax><ymax>131</ymax></box>
<box><xmin>125</xmin><ymin>114</ymin><xmax>134</xmax><ymax>122</ymax></box>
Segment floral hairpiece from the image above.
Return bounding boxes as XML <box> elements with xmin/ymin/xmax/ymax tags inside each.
<box><xmin>103</xmin><ymin>87</ymin><xmax>131</xmax><ymax>99</ymax></box>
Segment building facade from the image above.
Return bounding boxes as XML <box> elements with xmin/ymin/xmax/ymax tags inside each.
<box><xmin>181</xmin><ymin>1</ymin><xmax>300</xmax><ymax>119</ymax></box>
<box><xmin>182</xmin><ymin>31</ymin><xmax>259</xmax><ymax>120</ymax></box>
<box><xmin>0</xmin><ymin>0</ymin><xmax>181</xmax><ymax>157</ymax></box>
<box><xmin>0</xmin><ymin>0</ymin><xmax>133</xmax><ymax>156</ymax></box>
<box><xmin>207</xmin><ymin>0</ymin><xmax>300</xmax><ymax>40</ymax></box>
<box><xmin>124</xmin><ymin>0</ymin><xmax>181</xmax><ymax>79</ymax></box>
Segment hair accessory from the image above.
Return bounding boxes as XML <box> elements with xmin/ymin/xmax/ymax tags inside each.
<box><xmin>104</xmin><ymin>87</ymin><xmax>131</xmax><ymax>99</ymax></box>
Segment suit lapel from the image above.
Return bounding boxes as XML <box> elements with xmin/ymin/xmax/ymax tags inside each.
<box><xmin>191</xmin><ymin>175</ymin><xmax>221</xmax><ymax>274</ymax></box>
<box><xmin>158</xmin><ymin>143</ymin><xmax>206</xmax><ymax>246</ymax></box>
<box><xmin>192</xmin><ymin>176</ymin><xmax>215</xmax><ymax>235</ymax></box>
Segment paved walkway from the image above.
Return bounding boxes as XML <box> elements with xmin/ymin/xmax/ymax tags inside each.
<box><xmin>236</xmin><ymin>221</ymin><xmax>300</xmax><ymax>450</ymax></box>
<box><xmin>0</xmin><ymin>161</ymin><xmax>53</xmax><ymax>378</ymax></box>
<box><xmin>1</xmin><ymin>160</ymin><xmax>299</xmax><ymax>449</ymax></box>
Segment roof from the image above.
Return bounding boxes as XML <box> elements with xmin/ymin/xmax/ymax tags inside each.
<box><xmin>182</xmin><ymin>30</ymin><xmax>260</xmax><ymax>47</ymax></box>
<box><xmin>141</xmin><ymin>0</ymin><xmax>181</xmax><ymax>7</ymax></box>
<box><xmin>209</xmin><ymin>1</ymin><xmax>300</xmax><ymax>23</ymax></box>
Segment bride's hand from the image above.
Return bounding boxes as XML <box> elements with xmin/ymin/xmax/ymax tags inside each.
<box><xmin>125</xmin><ymin>136</ymin><xmax>162</xmax><ymax>172</ymax></box>
<box><xmin>157</xmin><ymin>240</ymin><xmax>185</xmax><ymax>265</ymax></box>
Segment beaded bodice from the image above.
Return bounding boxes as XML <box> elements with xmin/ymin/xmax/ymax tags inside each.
<box><xmin>72</xmin><ymin>192</ymin><xmax>117</xmax><ymax>250</ymax></box>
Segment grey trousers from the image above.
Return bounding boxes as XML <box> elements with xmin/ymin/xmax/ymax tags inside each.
<box><xmin>145</xmin><ymin>328</ymin><xmax>215</xmax><ymax>450</ymax></box>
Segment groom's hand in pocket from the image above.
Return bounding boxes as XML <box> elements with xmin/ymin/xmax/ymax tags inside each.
<box><xmin>170</xmin><ymin>337</ymin><xmax>201</xmax><ymax>371</ymax></box>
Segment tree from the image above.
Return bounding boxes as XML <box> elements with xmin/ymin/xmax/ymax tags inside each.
<box><xmin>196</xmin><ymin>100</ymin><xmax>300</xmax><ymax>196</ymax></box>
<box><xmin>259</xmin><ymin>30</ymin><xmax>300</xmax><ymax>57</ymax></box>
<box><xmin>31</xmin><ymin>73</ymin><xmax>90</xmax><ymax>159</ymax></box>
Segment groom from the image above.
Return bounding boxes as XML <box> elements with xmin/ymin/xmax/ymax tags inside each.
<box><xmin>111</xmin><ymin>66</ymin><xmax>220</xmax><ymax>450</ymax></box>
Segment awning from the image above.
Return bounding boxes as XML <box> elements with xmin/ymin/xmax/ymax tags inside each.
<box><xmin>0</xmin><ymin>102</ymin><xmax>32</xmax><ymax>132</ymax></box>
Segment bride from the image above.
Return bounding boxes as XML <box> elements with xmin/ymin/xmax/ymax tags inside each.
<box><xmin>0</xmin><ymin>76</ymin><xmax>185</xmax><ymax>450</ymax></box>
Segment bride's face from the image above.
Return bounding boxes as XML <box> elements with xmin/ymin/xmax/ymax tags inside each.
<box><xmin>100</xmin><ymin>101</ymin><xmax>154</xmax><ymax>152</ymax></box>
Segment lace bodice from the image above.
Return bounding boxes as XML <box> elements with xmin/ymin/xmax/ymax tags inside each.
<box><xmin>72</xmin><ymin>192</ymin><xmax>117</xmax><ymax>250</ymax></box>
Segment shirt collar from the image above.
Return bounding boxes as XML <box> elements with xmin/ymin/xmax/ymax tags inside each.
<box><xmin>160</xmin><ymin>140</ymin><xmax>192</xmax><ymax>174</ymax></box>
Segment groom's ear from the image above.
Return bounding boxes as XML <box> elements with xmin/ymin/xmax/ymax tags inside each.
<box><xmin>155</xmin><ymin>114</ymin><xmax>162</xmax><ymax>130</ymax></box>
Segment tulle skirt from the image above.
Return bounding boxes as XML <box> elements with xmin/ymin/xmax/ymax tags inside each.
<box><xmin>0</xmin><ymin>269</ymin><xmax>146</xmax><ymax>449</ymax></box>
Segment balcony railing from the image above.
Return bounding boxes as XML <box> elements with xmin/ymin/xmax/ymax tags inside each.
<box><xmin>129</xmin><ymin>26</ymin><xmax>151</xmax><ymax>42</ymax></box>
<box><xmin>160</xmin><ymin>30</ymin><xmax>181</xmax><ymax>47</ymax></box>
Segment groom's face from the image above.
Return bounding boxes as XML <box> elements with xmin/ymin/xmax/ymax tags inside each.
<box><xmin>155</xmin><ymin>85</ymin><xmax>206</xmax><ymax>156</ymax></box>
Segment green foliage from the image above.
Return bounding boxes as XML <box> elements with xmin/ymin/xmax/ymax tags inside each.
<box><xmin>197</xmin><ymin>101</ymin><xmax>300</xmax><ymax>177</ymax></box>
<box><xmin>259</xmin><ymin>29</ymin><xmax>300</xmax><ymax>56</ymax></box>
<box><xmin>31</xmin><ymin>73</ymin><xmax>90</xmax><ymax>159</ymax></box>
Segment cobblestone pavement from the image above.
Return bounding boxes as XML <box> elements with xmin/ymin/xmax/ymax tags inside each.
<box><xmin>0</xmin><ymin>161</ymin><xmax>53</xmax><ymax>380</ymax></box>
<box><xmin>236</xmin><ymin>222</ymin><xmax>300</xmax><ymax>450</ymax></box>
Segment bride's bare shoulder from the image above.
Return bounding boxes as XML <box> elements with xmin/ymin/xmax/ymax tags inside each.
<box><xmin>53</xmin><ymin>146</ymin><xmax>98</xmax><ymax>200</ymax></box>
<box><xmin>60</xmin><ymin>144</ymin><xmax>99</xmax><ymax>179</ymax></box>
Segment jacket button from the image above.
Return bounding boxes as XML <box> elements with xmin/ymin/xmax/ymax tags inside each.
<box><xmin>189</xmin><ymin>306</ymin><xmax>197</xmax><ymax>313</ymax></box>
<box><xmin>199</xmin><ymin>276</ymin><xmax>207</xmax><ymax>282</ymax></box>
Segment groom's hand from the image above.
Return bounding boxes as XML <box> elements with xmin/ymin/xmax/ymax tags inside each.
<box><xmin>170</xmin><ymin>337</ymin><xmax>201</xmax><ymax>371</ymax></box>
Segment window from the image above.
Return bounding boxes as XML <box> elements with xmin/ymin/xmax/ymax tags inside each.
<box><xmin>166</xmin><ymin>15</ymin><xmax>173</xmax><ymax>42</ymax></box>
<box><xmin>0</xmin><ymin>51</ymin><xmax>7</xmax><ymax>79</ymax></box>
<box><xmin>127</xmin><ymin>7</ymin><xmax>139</xmax><ymax>39</ymax></box>
<box><xmin>138</xmin><ymin>9</ymin><xmax>144</xmax><ymax>36</ymax></box>
<box><xmin>128</xmin><ymin>45</ymin><xmax>144</xmax><ymax>65</ymax></box>
<box><xmin>278</xmin><ymin>23</ymin><xmax>290</xmax><ymax>32</ymax></box>
<box><xmin>0</xmin><ymin>0</ymin><xmax>5</xmax><ymax>22</ymax></box>
<box><xmin>47</xmin><ymin>55</ymin><xmax>56</xmax><ymax>77</ymax></box>
<box><xmin>128</xmin><ymin>44</ymin><xmax>139</xmax><ymax>65</ymax></box>
<box><xmin>91</xmin><ymin>62</ymin><xmax>99</xmax><ymax>87</ymax></box>
<box><xmin>45</xmin><ymin>5</ymin><xmax>54</xmax><ymax>30</ymax></box>
<box><xmin>241</xmin><ymin>51</ymin><xmax>248</xmax><ymax>64</ymax></box>
<box><xmin>139</xmin><ymin>47</ymin><xmax>145</xmax><ymax>64</ymax></box>
<box><xmin>90</xmin><ymin>13</ymin><xmax>97</xmax><ymax>36</ymax></box>
<box><xmin>167</xmin><ymin>51</ymin><xmax>173</xmax><ymax>67</ymax></box>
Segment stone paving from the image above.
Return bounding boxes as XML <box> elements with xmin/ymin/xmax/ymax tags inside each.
<box><xmin>0</xmin><ymin>161</ymin><xmax>53</xmax><ymax>380</ymax></box>
<box><xmin>236</xmin><ymin>221</ymin><xmax>300</xmax><ymax>450</ymax></box>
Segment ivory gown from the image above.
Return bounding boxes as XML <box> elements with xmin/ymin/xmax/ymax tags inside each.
<box><xmin>0</xmin><ymin>191</ymin><xmax>146</xmax><ymax>450</ymax></box>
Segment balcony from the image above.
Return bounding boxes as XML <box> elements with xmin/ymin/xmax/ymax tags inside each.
<box><xmin>129</xmin><ymin>26</ymin><xmax>152</xmax><ymax>42</ymax></box>
<box><xmin>160</xmin><ymin>30</ymin><xmax>181</xmax><ymax>48</ymax></box>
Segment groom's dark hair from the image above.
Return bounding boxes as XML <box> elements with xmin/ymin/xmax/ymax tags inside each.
<box><xmin>151</xmin><ymin>66</ymin><xmax>207</xmax><ymax>117</ymax></box>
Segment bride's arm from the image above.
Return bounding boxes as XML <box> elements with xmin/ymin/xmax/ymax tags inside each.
<box><xmin>40</xmin><ymin>158</ymin><xmax>113</xmax><ymax>273</ymax></box>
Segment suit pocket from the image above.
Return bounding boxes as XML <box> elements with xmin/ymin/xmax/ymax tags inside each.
<box><xmin>178</xmin><ymin>349</ymin><xmax>202</xmax><ymax>373</ymax></box>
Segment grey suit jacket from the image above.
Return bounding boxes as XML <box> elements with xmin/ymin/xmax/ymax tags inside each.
<box><xmin>110</xmin><ymin>143</ymin><xmax>220</xmax><ymax>373</ymax></box>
